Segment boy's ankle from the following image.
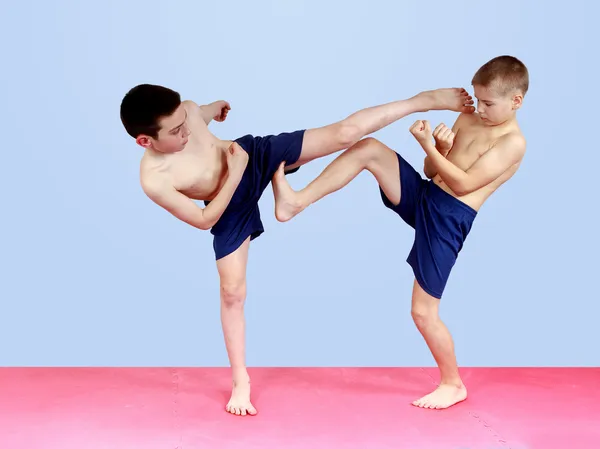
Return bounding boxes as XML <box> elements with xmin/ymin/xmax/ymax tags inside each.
<box><xmin>232</xmin><ymin>370</ymin><xmax>250</xmax><ymax>384</ymax></box>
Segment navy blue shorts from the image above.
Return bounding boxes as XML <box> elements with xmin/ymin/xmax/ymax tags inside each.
<box><xmin>206</xmin><ymin>130</ymin><xmax>305</xmax><ymax>260</ymax></box>
<box><xmin>380</xmin><ymin>152</ymin><xmax>477</xmax><ymax>299</ymax></box>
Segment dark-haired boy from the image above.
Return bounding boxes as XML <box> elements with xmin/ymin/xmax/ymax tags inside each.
<box><xmin>119</xmin><ymin>84</ymin><xmax>474</xmax><ymax>415</ymax></box>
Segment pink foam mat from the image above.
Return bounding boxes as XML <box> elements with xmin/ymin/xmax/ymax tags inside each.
<box><xmin>1</xmin><ymin>367</ymin><xmax>598</xmax><ymax>448</ymax></box>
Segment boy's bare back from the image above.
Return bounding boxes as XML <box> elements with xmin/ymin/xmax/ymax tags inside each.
<box><xmin>428</xmin><ymin>112</ymin><xmax>526</xmax><ymax>212</ymax></box>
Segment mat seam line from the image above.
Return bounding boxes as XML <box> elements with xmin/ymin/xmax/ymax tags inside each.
<box><xmin>171</xmin><ymin>368</ymin><xmax>183</xmax><ymax>449</ymax></box>
<box><xmin>418</xmin><ymin>368</ymin><xmax>513</xmax><ymax>449</ymax></box>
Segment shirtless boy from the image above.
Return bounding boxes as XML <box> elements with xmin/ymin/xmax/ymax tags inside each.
<box><xmin>272</xmin><ymin>55</ymin><xmax>529</xmax><ymax>410</ymax></box>
<box><xmin>119</xmin><ymin>83</ymin><xmax>474</xmax><ymax>416</ymax></box>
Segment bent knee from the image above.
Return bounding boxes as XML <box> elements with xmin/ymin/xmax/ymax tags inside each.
<box><xmin>411</xmin><ymin>303</ymin><xmax>438</xmax><ymax>326</ymax></box>
<box><xmin>352</xmin><ymin>136</ymin><xmax>383</xmax><ymax>150</ymax></box>
<box><xmin>221</xmin><ymin>282</ymin><xmax>246</xmax><ymax>307</ymax></box>
<box><xmin>349</xmin><ymin>137</ymin><xmax>389</xmax><ymax>165</ymax></box>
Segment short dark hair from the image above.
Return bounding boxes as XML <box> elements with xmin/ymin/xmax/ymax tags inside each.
<box><xmin>472</xmin><ymin>55</ymin><xmax>529</xmax><ymax>96</ymax></box>
<box><xmin>120</xmin><ymin>84</ymin><xmax>181</xmax><ymax>139</ymax></box>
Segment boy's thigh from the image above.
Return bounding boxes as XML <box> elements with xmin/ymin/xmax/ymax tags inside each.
<box><xmin>216</xmin><ymin>236</ymin><xmax>251</xmax><ymax>290</ymax></box>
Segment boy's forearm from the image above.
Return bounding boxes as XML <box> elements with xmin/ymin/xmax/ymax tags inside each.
<box><xmin>199</xmin><ymin>102</ymin><xmax>220</xmax><ymax>124</ymax></box>
<box><xmin>201</xmin><ymin>175</ymin><xmax>242</xmax><ymax>226</ymax></box>
<box><xmin>423</xmin><ymin>144</ymin><xmax>449</xmax><ymax>178</ymax></box>
<box><xmin>423</xmin><ymin>156</ymin><xmax>437</xmax><ymax>178</ymax></box>
<box><xmin>422</xmin><ymin>142</ymin><xmax>468</xmax><ymax>193</ymax></box>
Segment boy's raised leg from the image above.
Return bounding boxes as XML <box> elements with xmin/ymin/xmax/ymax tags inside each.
<box><xmin>286</xmin><ymin>88</ymin><xmax>474</xmax><ymax>169</ymax></box>
<box><xmin>273</xmin><ymin>137</ymin><xmax>401</xmax><ymax>222</ymax></box>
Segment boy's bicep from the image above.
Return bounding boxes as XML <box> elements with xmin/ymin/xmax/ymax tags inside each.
<box><xmin>451</xmin><ymin>112</ymin><xmax>470</xmax><ymax>133</ymax></box>
<box><xmin>182</xmin><ymin>100</ymin><xmax>212</xmax><ymax>123</ymax></box>
<box><xmin>465</xmin><ymin>135</ymin><xmax>526</xmax><ymax>187</ymax></box>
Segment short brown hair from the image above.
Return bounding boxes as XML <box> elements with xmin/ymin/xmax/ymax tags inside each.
<box><xmin>472</xmin><ymin>55</ymin><xmax>529</xmax><ymax>96</ymax></box>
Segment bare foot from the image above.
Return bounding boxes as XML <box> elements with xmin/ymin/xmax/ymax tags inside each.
<box><xmin>412</xmin><ymin>383</ymin><xmax>467</xmax><ymax>410</ymax></box>
<box><xmin>225</xmin><ymin>378</ymin><xmax>257</xmax><ymax>416</ymax></box>
<box><xmin>272</xmin><ymin>162</ymin><xmax>305</xmax><ymax>222</ymax></box>
<box><xmin>418</xmin><ymin>88</ymin><xmax>475</xmax><ymax>114</ymax></box>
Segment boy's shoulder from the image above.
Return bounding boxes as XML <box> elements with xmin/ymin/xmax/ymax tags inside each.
<box><xmin>452</xmin><ymin>112</ymin><xmax>479</xmax><ymax>132</ymax></box>
<box><xmin>498</xmin><ymin>130</ymin><xmax>526</xmax><ymax>151</ymax></box>
<box><xmin>488</xmin><ymin>129</ymin><xmax>527</xmax><ymax>166</ymax></box>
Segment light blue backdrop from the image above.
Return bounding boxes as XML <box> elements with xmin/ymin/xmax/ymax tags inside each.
<box><xmin>1</xmin><ymin>0</ymin><xmax>598</xmax><ymax>367</ymax></box>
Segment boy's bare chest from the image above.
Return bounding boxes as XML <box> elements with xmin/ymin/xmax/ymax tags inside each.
<box><xmin>170</xmin><ymin>146</ymin><xmax>225</xmax><ymax>200</ymax></box>
<box><xmin>447</xmin><ymin>128</ymin><xmax>494</xmax><ymax>171</ymax></box>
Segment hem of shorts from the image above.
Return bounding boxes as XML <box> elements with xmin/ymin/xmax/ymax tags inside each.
<box><xmin>378</xmin><ymin>151</ymin><xmax>402</xmax><ymax>211</ymax></box>
<box><xmin>288</xmin><ymin>129</ymin><xmax>306</xmax><ymax>166</ymax></box>
<box><xmin>379</xmin><ymin>185</ymin><xmax>396</xmax><ymax>210</ymax></box>
<box><xmin>408</xmin><ymin>260</ymin><xmax>443</xmax><ymax>299</ymax></box>
<box><xmin>214</xmin><ymin>229</ymin><xmax>264</xmax><ymax>261</ymax></box>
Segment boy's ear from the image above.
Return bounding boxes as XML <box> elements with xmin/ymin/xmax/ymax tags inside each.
<box><xmin>512</xmin><ymin>93</ymin><xmax>523</xmax><ymax>110</ymax></box>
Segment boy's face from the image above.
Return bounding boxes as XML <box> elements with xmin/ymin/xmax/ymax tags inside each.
<box><xmin>136</xmin><ymin>104</ymin><xmax>191</xmax><ymax>153</ymax></box>
<box><xmin>473</xmin><ymin>84</ymin><xmax>523</xmax><ymax>126</ymax></box>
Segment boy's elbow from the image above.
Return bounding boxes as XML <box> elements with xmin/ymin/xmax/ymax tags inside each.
<box><xmin>423</xmin><ymin>157</ymin><xmax>436</xmax><ymax>179</ymax></box>
<box><xmin>196</xmin><ymin>209</ymin><xmax>218</xmax><ymax>231</ymax></box>
<box><xmin>176</xmin><ymin>210</ymin><xmax>213</xmax><ymax>231</ymax></box>
<box><xmin>195</xmin><ymin>216</ymin><xmax>213</xmax><ymax>231</ymax></box>
<box><xmin>450</xmin><ymin>179</ymin><xmax>473</xmax><ymax>197</ymax></box>
<box><xmin>423</xmin><ymin>163</ymin><xmax>431</xmax><ymax>178</ymax></box>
